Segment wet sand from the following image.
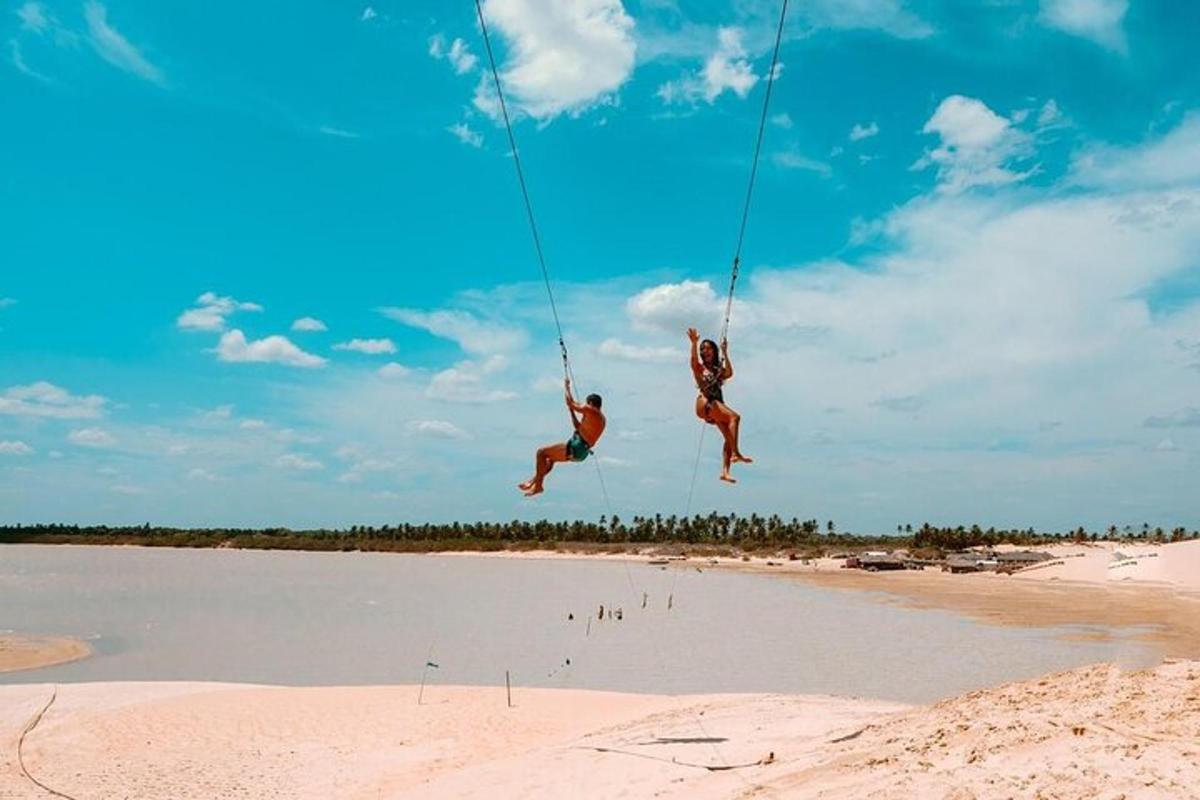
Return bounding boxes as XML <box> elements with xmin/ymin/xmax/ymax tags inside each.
<box><xmin>0</xmin><ymin>637</ymin><xmax>90</xmax><ymax>674</ymax></box>
<box><xmin>786</xmin><ymin>566</ymin><xmax>1200</xmax><ymax>659</ymax></box>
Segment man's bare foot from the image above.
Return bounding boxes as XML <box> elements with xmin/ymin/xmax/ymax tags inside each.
<box><xmin>523</xmin><ymin>484</ymin><xmax>545</xmax><ymax>497</ymax></box>
<box><xmin>733</xmin><ymin>453</ymin><xmax>754</xmax><ymax>464</ymax></box>
<box><xmin>517</xmin><ymin>479</ymin><xmax>534</xmax><ymax>491</ymax></box>
<box><xmin>719</xmin><ymin>473</ymin><xmax>737</xmax><ymax>484</ymax></box>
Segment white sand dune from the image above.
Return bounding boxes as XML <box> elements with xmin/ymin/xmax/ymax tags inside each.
<box><xmin>5</xmin><ymin>659</ymin><xmax>1197</xmax><ymax>799</ymax></box>
<box><xmin>1010</xmin><ymin>540</ymin><xmax>1200</xmax><ymax>589</ymax></box>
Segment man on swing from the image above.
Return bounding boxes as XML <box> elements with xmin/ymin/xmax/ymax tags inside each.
<box><xmin>518</xmin><ymin>378</ymin><xmax>606</xmax><ymax>497</ymax></box>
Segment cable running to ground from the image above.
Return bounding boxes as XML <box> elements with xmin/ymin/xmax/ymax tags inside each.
<box><xmin>685</xmin><ymin>0</ymin><xmax>790</xmax><ymax>518</ymax></box>
<box><xmin>474</xmin><ymin>0</ymin><xmax>629</xmax><ymax>584</ymax></box>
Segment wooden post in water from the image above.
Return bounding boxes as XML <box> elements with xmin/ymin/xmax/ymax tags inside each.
<box><xmin>505</xmin><ymin>670</ymin><xmax>512</xmax><ymax>708</ymax></box>
<box><xmin>418</xmin><ymin>641</ymin><xmax>435</xmax><ymax>705</ymax></box>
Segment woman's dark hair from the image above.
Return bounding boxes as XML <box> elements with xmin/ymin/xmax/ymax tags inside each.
<box><xmin>586</xmin><ymin>393</ymin><xmax>602</xmax><ymax>408</ymax></box>
<box><xmin>699</xmin><ymin>339</ymin><xmax>721</xmax><ymax>368</ymax></box>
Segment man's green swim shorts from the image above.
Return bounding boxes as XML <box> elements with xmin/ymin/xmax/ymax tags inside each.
<box><xmin>566</xmin><ymin>431</ymin><xmax>592</xmax><ymax>462</ymax></box>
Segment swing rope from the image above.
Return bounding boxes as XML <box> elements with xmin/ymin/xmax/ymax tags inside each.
<box><xmin>474</xmin><ymin>0</ymin><xmax>569</xmax><ymax>382</ymax></box>
<box><xmin>685</xmin><ymin>0</ymin><xmax>789</xmax><ymax>517</ymax></box>
<box><xmin>474</xmin><ymin>0</ymin><xmax>624</xmax><ymax>545</ymax></box>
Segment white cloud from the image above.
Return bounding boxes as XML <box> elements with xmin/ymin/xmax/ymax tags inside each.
<box><xmin>657</xmin><ymin>27</ymin><xmax>757</xmax><ymax>106</ymax></box>
<box><xmin>849</xmin><ymin>121</ymin><xmax>880</xmax><ymax>141</ymax></box>
<box><xmin>318</xmin><ymin>125</ymin><xmax>359</xmax><ymax>139</ymax></box>
<box><xmin>598</xmin><ymin>338</ymin><xmax>682</xmax><ymax>363</ymax></box>
<box><xmin>239</xmin><ymin>419</ymin><xmax>267</xmax><ymax>430</ymax></box>
<box><xmin>360</xmin><ymin>6</ymin><xmax>377</xmax><ymax>22</ymax></box>
<box><xmin>380</xmin><ymin>307</ymin><xmax>525</xmax><ymax>354</ymax></box>
<box><xmin>216</xmin><ymin>330</ymin><xmax>328</xmax><ymax>368</ymax></box>
<box><xmin>638</xmin><ymin>0</ymin><xmax>930</xmax><ymax>65</ymax></box>
<box><xmin>1072</xmin><ymin>113</ymin><xmax>1200</xmax><ymax>190</ymax></box>
<box><xmin>799</xmin><ymin>0</ymin><xmax>934</xmax><ymax>39</ymax></box>
<box><xmin>203</xmin><ymin>404</ymin><xmax>234</xmax><ymax>420</ymax></box>
<box><xmin>774</xmin><ymin>151</ymin><xmax>833</xmax><ymax>177</ymax></box>
<box><xmin>17</xmin><ymin>2</ymin><xmax>50</xmax><ymax>33</ymax></box>
<box><xmin>626</xmin><ymin>279</ymin><xmax>724</xmax><ymax>335</ymax></box>
<box><xmin>68</xmin><ymin>427</ymin><xmax>117</xmax><ymax>448</ymax></box>
<box><xmin>377</xmin><ymin>362</ymin><xmax>411</xmax><ymax>379</ymax></box>
<box><xmin>915</xmin><ymin>95</ymin><xmax>1033</xmax><ymax>193</ymax></box>
<box><xmin>333</xmin><ymin>338</ymin><xmax>397</xmax><ymax>355</ymax></box>
<box><xmin>0</xmin><ymin>297</ymin><xmax>15</xmax><ymax>308</ymax></box>
<box><xmin>447</xmin><ymin>121</ymin><xmax>483</xmax><ymax>148</ymax></box>
<box><xmin>1143</xmin><ymin>408</ymin><xmax>1200</xmax><ymax>429</ymax></box>
<box><xmin>474</xmin><ymin>0</ymin><xmax>636</xmax><ymax>120</ymax></box>
<box><xmin>83</xmin><ymin>1</ymin><xmax>166</xmax><ymax>86</ymax></box>
<box><xmin>177</xmin><ymin>292</ymin><xmax>263</xmax><ymax>332</ymax></box>
<box><xmin>407</xmin><ymin>419</ymin><xmax>471</xmax><ymax>440</ymax></box>
<box><xmin>770</xmin><ymin>113</ymin><xmax>793</xmax><ymax>129</ymax></box>
<box><xmin>429</xmin><ymin>34</ymin><xmax>478</xmax><ymax>75</ymax></box>
<box><xmin>1037</xmin><ymin>99</ymin><xmax>1065</xmax><ymax>129</ymax></box>
<box><xmin>275</xmin><ymin>453</ymin><xmax>323</xmax><ymax>470</ymax></box>
<box><xmin>0</xmin><ymin>382</ymin><xmax>107</xmax><ymax>419</ymax></box>
<box><xmin>274</xmin><ymin>428</ymin><xmax>321</xmax><ymax>445</ymax></box>
<box><xmin>872</xmin><ymin>395</ymin><xmax>925</xmax><ymax>414</ymax></box>
<box><xmin>110</xmin><ymin>484</ymin><xmax>145</xmax><ymax>496</ymax></box>
<box><xmin>1039</xmin><ymin>0</ymin><xmax>1128</xmax><ymax>53</ymax></box>
<box><xmin>187</xmin><ymin>467</ymin><xmax>218</xmax><ymax>481</ymax></box>
<box><xmin>9</xmin><ymin>38</ymin><xmax>51</xmax><ymax>82</ymax></box>
<box><xmin>291</xmin><ymin>317</ymin><xmax>327</xmax><ymax>332</ymax></box>
<box><xmin>427</xmin><ymin>355</ymin><xmax>517</xmax><ymax>404</ymax></box>
<box><xmin>0</xmin><ymin>440</ymin><xmax>34</xmax><ymax>455</ymax></box>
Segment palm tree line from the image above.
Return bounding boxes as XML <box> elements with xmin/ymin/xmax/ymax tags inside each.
<box><xmin>2</xmin><ymin>517</ymin><xmax>1196</xmax><ymax>553</ymax></box>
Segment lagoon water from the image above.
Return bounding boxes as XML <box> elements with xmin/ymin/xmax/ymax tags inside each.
<box><xmin>1</xmin><ymin>545</ymin><xmax>1154</xmax><ymax>703</ymax></box>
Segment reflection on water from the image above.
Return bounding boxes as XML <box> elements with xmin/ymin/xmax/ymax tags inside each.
<box><xmin>0</xmin><ymin>545</ymin><xmax>1156</xmax><ymax>702</ymax></box>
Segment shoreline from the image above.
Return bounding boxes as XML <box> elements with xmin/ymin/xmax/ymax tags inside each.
<box><xmin>9</xmin><ymin>540</ymin><xmax>1200</xmax><ymax>667</ymax></box>
<box><xmin>438</xmin><ymin>542</ymin><xmax>1200</xmax><ymax>659</ymax></box>
<box><xmin>0</xmin><ymin>635</ymin><xmax>91</xmax><ymax>674</ymax></box>
<box><xmin>4</xmin><ymin>660</ymin><xmax>1196</xmax><ymax>799</ymax></box>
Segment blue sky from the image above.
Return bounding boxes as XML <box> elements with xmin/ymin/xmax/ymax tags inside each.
<box><xmin>2</xmin><ymin>0</ymin><xmax>1199</xmax><ymax>531</ymax></box>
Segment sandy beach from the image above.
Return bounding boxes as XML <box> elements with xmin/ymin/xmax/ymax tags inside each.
<box><xmin>777</xmin><ymin>542</ymin><xmax>1200</xmax><ymax>659</ymax></box>
<box><xmin>0</xmin><ymin>637</ymin><xmax>90</xmax><ymax>674</ymax></box>
<box><xmin>6</xmin><ymin>541</ymin><xmax>1200</xmax><ymax>797</ymax></box>
<box><xmin>4</xmin><ymin>659</ymin><xmax>1197</xmax><ymax>799</ymax></box>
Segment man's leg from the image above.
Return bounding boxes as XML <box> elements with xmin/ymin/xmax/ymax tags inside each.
<box><xmin>525</xmin><ymin>443</ymin><xmax>570</xmax><ymax>496</ymax></box>
<box><xmin>519</xmin><ymin>447</ymin><xmax>548</xmax><ymax>491</ymax></box>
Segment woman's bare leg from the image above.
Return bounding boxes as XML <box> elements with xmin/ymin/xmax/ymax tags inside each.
<box><xmin>716</xmin><ymin>421</ymin><xmax>737</xmax><ymax>483</ymax></box>
<box><xmin>728</xmin><ymin>408</ymin><xmax>752</xmax><ymax>463</ymax></box>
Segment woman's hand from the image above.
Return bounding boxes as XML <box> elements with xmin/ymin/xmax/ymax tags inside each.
<box><xmin>687</xmin><ymin>327</ymin><xmax>699</xmax><ymax>343</ymax></box>
<box><xmin>720</xmin><ymin>338</ymin><xmax>729</xmax><ymax>354</ymax></box>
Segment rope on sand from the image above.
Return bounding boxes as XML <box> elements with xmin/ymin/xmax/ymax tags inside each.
<box><xmin>573</xmin><ymin>744</ymin><xmax>775</xmax><ymax>772</ymax></box>
<box><xmin>17</xmin><ymin>685</ymin><xmax>81</xmax><ymax>800</ymax></box>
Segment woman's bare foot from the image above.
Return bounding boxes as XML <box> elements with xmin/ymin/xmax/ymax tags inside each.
<box><xmin>732</xmin><ymin>453</ymin><xmax>753</xmax><ymax>464</ymax></box>
<box><xmin>719</xmin><ymin>472</ymin><xmax>737</xmax><ymax>484</ymax></box>
<box><xmin>523</xmin><ymin>484</ymin><xmax>545</xmax><ymax>497</ymax></box>
<box><xmin>517</xmin><ymin>479</ymin><xmax>534</xmax><ymax>491</ymax></box>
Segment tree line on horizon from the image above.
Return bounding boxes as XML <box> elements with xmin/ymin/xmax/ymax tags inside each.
<box><xmin>1</xmin><ymin>517</ymin><xmax>1196</xmax><ymax>553</ymax></box>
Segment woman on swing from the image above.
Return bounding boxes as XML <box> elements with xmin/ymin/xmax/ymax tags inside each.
<box><xmin>688</xmin><ymin>327</ymin><xmax>752</xmax><ymax>483</ymax></box>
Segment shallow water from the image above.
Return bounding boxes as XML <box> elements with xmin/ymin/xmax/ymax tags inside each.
<box><xmin>1</xmin><ymin>545</ymin><xmax>1156</xmax><ymax>702</ymax></box>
